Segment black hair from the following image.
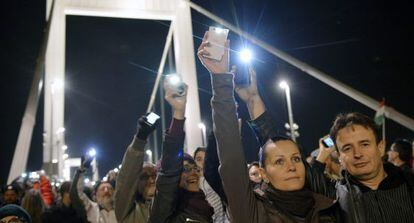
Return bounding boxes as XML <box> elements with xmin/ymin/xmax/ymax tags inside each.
<box><xmin>259</xmin><ymin>135</ymin><xmax>297</xmax><ymax>168</ymax></box>
<box><xmin>193</xmin><ymin>147</ymin><xmax>206</xmax><ymax>159</ymax></box>
<box><xmin>392</xmin><ymin>138</ymin><xmax>413</xmax><ymax>167</ymax></box>
<box><xmin>330</xmin><ymin>112</ymin><xmax>381</xmax><ymax>151</ymax></box>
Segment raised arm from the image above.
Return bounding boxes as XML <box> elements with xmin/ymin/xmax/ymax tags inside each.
<box><xmin>198</xmin><ymin>32</ymin><xmax>262</xmax><ymax>223</ymax></box>
<box><xmin>114</xmin><ymin>116</ymin><xmax>155</xmax><ymax>222</ymax></box>
<box><xmin>149</xmin><ymin>80</ymin><xmax>187</xmax><ymax>223</ymax></box>
<box><xmin>236</xmin><ymin>69</ymin><xmax>337</xmax><ymax>199</ymax></box>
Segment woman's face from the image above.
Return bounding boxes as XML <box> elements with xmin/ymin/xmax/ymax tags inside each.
<box><xmin>261</xmin><ymin>140</ymin><xmax>305</xmax><ymax>191</ymax></box>
<box><xmin>179</xmin><ymin>160</ymin><xmax>201</xmax><ymax>192</ymax></box>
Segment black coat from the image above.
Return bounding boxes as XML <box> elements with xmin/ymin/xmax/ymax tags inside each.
<box><xmin>42</xmin><ymin>204</ymin><xmax>86</xmax><ymax>223</ymax></box>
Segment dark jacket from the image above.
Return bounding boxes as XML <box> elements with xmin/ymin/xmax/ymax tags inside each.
<box><xmin>203</xmin><ymin>131</ymin><xmax>227</xmax><ymax>205</ymax></box>
<box><xmin>149</xmin><ymin>119</ymin><xmax>213</xmax><ymax>223</ymax></box>
<box><xmin>42</xmin><ymin>203</ymin><xmax>86</xmax><ymax>223</ymax></box>
<box><xmin>249</xmin><ymin>110</ymin><xmax>414</xmax><ymax>223</ymax></box>
<box><xmin>210</xmin><ymin>73</ymin><xmax>338</xmax><ymax>223</ymax></box>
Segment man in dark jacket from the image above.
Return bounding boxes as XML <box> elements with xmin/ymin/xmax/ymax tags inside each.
<box><xmin>330</xmin><ymin>113</ymin><xmax>414</xmax><ymax>223</ymax></box>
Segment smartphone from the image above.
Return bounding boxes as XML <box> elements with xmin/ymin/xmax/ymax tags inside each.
<box><xmin>146</xmin><ymin>112</ymin><xmax>160</xmax><ymax>125</ymax></box>
<box><xmin>204</xmin><ymin>26</ymin><xmax>229</xmax><ymax>61</ymax></box>
<box><xmin>322</xmin><ymin>137</ymin><xmax>335</xmax><ymax>148</ymax></box>
<box><xmin>234</xmin><ymin>64</ymin><xmax>250</xmax><ymax>86</ymax></box>
<box><xmin>165</xmin><ymin>75</ymin><xmax>185</xmax><ymax>96</ymax></box>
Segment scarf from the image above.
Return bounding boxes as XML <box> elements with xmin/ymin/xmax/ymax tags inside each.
<box><xmin>177</xmin><ymin>188</ymin><xmax>214</xmax><ymax>221</ymax></box>
<box><xmin>265</xmin><ymin>184</ymin><xmax>315</xmax><ymax>218</ymax></box>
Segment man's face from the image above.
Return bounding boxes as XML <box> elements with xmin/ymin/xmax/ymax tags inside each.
<box><xmin>179</xmin><ymin>161</ymin><xmax>200</xmax><ymax>192</ymax></box>
<box><xmin>142</xmin><ymin>173</ymin><xmax>156</xmax><ymax>199</ymax></box>
<box><xmin>3</xmin><ymin>190</ymin><xmax>18</xmax><ymax>204</ymax></box>
<box><xmin>96</xmin><ymin>183</ymin><xmax>114</xmax><ymax>204</ymax></box>
<box><xmin>336</xmin><ymin>124</ymin><xmax>384</xmax><ymax>180</ymax></box>
<box><xmin>194</xmin><ymin>151</ymin><xmax>205</xmax><ymax>170</ymax></box>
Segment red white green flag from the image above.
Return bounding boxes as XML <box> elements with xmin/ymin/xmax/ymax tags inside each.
<box><xmin>374</xmin><ymin>100</ymin><xmax>385</xmax><ymax>126</ymax></box>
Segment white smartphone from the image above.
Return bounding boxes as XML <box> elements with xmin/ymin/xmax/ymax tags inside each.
<box><xmin>146</xmin><ymin>112</ymin><xmax>160</xmax><ymax>125</ymax></box>
<box><xmin>204</xmin><ymin>26</ymin><xmax>229</xmax><ymax>61</ymax></box>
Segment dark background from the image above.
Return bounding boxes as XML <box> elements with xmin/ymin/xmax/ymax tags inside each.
<box><xmin>1</xmin><ymin>0</ymin><xmax>413</xmax><ymax>185</ymax></box>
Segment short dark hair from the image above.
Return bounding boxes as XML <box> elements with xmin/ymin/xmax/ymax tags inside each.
<box><xmin>193</xmin><ymin>147</ymin><xmax>206</xmax><ymax>159</ymax></box>
<box><xmin>259</xmin><ymin>135</ymin><xmax>296</xmax><ymax>167</ymax></box>
<box><xmin>330</xmin><ymin>112</ymin><xmax>381</xmax><ymax>149</ymax></box>
<box><xmin>392</xmin><ymin>138</ymin><xmax>412</xmax><ymax>166</ymax></box>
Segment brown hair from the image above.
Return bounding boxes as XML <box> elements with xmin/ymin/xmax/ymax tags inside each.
<box><xmin>330</xmin><ymin>112</ymin><xmax>381</xmax><ymax>149</ymax></box>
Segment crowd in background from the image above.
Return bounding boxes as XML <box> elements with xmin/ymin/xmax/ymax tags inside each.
<box><xmin>1</xmin><ymin>30</ymin><xmax>414</xmax><ymax>223</ymax></box>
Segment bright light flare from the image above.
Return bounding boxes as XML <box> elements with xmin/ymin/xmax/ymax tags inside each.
<box><xmin>214</xmin><ymin>27</ymin><xmax>225</xmax><ymax>34</ymax></box>
<box><xmin>62</xmin><ymin>153</ymin><xmax>69</xmax><ymax>160</ymax></box>
<box><xmin>167</xmin><ymin>74</ymin><xmax>181</xmax><ymax>86</ymax></box>
<box><xmin>88</xmin><ymin>148</ymin><xmax>96</xmax><ymax>157</ymax></box>
<box><xmin>146</xmin><ymin>149</ymin><xmax>152</xmax><ymax>156</ymax></box>
<box><xmin>198</xmin><ymin>123</ymin><xmax>206</xmax><ymax>130</ymax></box>
<box><xmin>279</xmin><ymin>81</ymin><xmax>289</xmax><ymax>90</ymax></box>
<box><xmin>240</xmin><ymin>48</ymin><xmax>253</xmax><ymax>63</ymax></box>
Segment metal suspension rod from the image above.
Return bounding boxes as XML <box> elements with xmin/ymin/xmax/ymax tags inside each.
<box><xmin>8</xmin><ymin>0</ymin><xmax>56</xmax><ymax>184</ymax></box>
<box><xmin>146</xmin><ymin>24</ymin><xmax>174</xmax><ymax>113</ymax></box>
<box><xmin>186</xmin><ymin>0</ymin><xmax>414</xmax><ymax>131</ymax></box>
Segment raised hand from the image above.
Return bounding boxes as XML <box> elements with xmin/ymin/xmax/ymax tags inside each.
<box><xmin>197</xmin><ymin>31</ymin><xmax>230</xmax><ymax>74</ymax></box>
<box><xmin>164</xmin><ymin>78</ymin><xmax>188</xmax><ymax>120</ymax></box>
<box><xmin>316</xmin><ymin>135</ymin><xmax>336</xmax><ymax>163</ymax></box>
<box><xmin>235</xmin><ymin>67</ymin><xmax>260</xmax><ymax>103</ymax></box>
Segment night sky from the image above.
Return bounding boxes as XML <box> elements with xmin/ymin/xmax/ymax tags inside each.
<box><xmin>1</xmin><ymin>0</ymin><xmax>413</xmax><ymax>186</ymax></box>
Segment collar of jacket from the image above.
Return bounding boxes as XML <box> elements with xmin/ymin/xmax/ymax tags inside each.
<box><xmin>340</xmin><ymin>162</ymin><xmax>405</xmax><ymax>192</ymax></box>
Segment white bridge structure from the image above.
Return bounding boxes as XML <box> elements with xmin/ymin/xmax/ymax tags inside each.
<box><xmin>7</xmin><ymin>0</ymin><xmax>414</xmax><ymax>183</ymax></box>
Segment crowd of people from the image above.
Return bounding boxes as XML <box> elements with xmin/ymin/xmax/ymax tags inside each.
<box><xmin>1</xmin><ymin>30</ymin><xmax>414</xmax><ymax>223</ymax></box>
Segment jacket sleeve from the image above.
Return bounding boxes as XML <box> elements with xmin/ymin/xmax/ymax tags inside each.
<box><xmin>149</xmin><ymin>119</ymin><xmax>185</xmax><ymax>223</ymax></box>
<box><xmin>203</xmin><ymin>131</ymin><xmax>228</xmax><ymax>205</ymax></box>
<box><xmin>246</xmin><ymin>111</ymin><xmax>279</xmax><ymax>146</ymax></box>
<box><xmin>211</xmin><ymin>73</ymin><xmax>263</xmax><ymax>223</ymax></box>
<box><xmin>248</xmin><ymin>111</ymin><xmax>337</xmax><ymax>199</ymax></box>
<box><xmin>114</xmin><ymin>136</ymin><xmax>147</xmax><ymax>222</ymax></box>
<box><xmin>69</xmin><ymin>169</ymin><xmax>89</xmax><ymax>223</ymax></box>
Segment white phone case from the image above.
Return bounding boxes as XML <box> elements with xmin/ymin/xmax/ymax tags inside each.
<box><xmin>204</xmin><ymin>27</ymin><xmax>229</xmax><ymax>61</ymax></box>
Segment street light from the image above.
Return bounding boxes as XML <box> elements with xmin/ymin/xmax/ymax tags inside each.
<box><xmin>198</xmin><ymin>123</ymin><xmax>207</xmax><ymax>147</ymax></box>
<box><xmin>279</xmin><ymin>80</ymin><xmax>299</xmax><ymax>142</ymax></box>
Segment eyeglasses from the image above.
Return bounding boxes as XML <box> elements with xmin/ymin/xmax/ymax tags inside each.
<box><xmin>183</xmin><ymin>165</ymin><xmax>201</xmax><ymax>174</ymax></box>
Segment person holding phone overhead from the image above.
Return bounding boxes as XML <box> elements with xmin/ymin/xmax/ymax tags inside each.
<box><xmin>197</xmin><ymin>29</ymin><xmax>340</xmax><ymax>223</ymax></box>
<box><xmin>114</xmin><ymin>111</ymin><xmax>159</xmax><ymax>223</ymax></box>
<box><xmin>149</xmin><ymin>79</ymin><xmax>214</xmax><ymax>223</ymax></box>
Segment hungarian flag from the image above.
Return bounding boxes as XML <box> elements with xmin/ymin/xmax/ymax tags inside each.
<box><xmin>374</xmin><ymin>100</ymin><xmax>385</xmax><ymax>125</ymax></box>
